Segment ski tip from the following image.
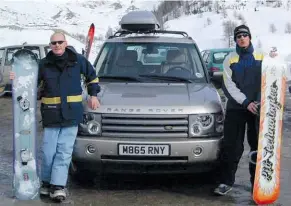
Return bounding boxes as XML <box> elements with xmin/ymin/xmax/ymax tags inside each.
<box><xmin>90</xmin><ymin>23</ymin><xmax>95</xmax><ymax>27</ymax></box>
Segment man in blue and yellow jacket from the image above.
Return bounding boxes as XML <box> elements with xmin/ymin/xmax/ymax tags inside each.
<box><xmin>39</xmin><ymin>32</ymin><xmax>100</xmax><ymax>200</ymax></box>
<box><xmin>11</xmin><ymin>32</ymin><xmax>100</xmax><ymax>201</ymax></box>
<box><xmin>214</xmin><ymin>25</ymin><xmax>265</xmax><ymax>196</ymax></box>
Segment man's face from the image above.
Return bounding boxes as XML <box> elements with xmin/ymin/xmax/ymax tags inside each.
<box><xmin>236</xmin><ymin>33</ymin><xmax>250</xmax><ymax>48</ymax></box>
<box><xmin>49</xmin><ymin>33</ymin><xmax>67</xmax><ymax>56</ymax></box>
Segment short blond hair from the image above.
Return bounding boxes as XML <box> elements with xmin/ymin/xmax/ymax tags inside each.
<box><xmin>50</xmin><ymin>31</ymin><xmax>66</xmax><ymax>42</ymax></box>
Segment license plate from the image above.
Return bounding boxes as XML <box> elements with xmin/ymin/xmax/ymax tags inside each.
<box><xmin>118</xmin><ymin>144</ymin><xmax>170</xmax><ymax>156</ymax></box>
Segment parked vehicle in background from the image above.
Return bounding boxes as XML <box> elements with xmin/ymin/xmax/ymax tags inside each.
<box><xmin>201</xmin><ymin>48</ymin><xmax>235</xmax><ymax>81</ymax></box>
<box><xmin>0</xmin><ymin>44</ymin><xmax>50</xmax><ymax>96</ymax></box>
<box><xmin>0</xmin><ymin>44</ymin><xmax>79</xmax><ymax>97</ymax></box>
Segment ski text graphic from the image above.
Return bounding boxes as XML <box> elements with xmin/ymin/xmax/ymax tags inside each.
<box><xmin>262</xmin><ymin>80</ymin><xmax>281</xmax><ymax>181</ymax></box>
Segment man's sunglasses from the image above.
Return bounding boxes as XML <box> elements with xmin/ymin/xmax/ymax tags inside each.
<box><xmin>50</xmin><ymin>41</ymin><xmax>65</xmax><ymax>45</ymax></box>
<box><xmin>236</xmin><ymin>33</ymin><xmax>249</xmax><ymax>39</ymax></box>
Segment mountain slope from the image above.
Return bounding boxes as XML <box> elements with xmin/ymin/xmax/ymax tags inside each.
<box><xmin>1</xmin><ymin>0</ymin><xmax>291</xmax><ymax>64</ymax></box>
<box><xmin>165</xmin><ymin>5</ymin><xmax>291</xmax><ymax>59</ymax></box>
<box><xmin>0</xmin><ymin>0</ymin><xmax>161</xmax><ymax>62</ymax></box>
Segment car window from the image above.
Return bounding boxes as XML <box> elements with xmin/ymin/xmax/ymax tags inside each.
<box><xmin>95</xmin><ymin>42</ymin><xmax>207</xmax><ymax>82</ymax></box>
<box><xmin>24</xmin><ymin>46</ymin><xmax>41</xmax><ymax>59</ymax></box>
<box><xmin>202</xmin><ymin>51</ymin><xmax>209</xmax><ymax>62</ymax></box>
<box><xmin>0</xmin><ymin>49</ymin><xmax>5</xmax><ymax>65</ymax></box>
<box><xmin>142</xmin><ymin>48</ymin><xmax>167</xmax><ymax>64</ymax></box>
<box><xmin>205</xmin><ymin>52</ymin><xmax>211</xmax><ymax>63</ymax></box>
<box><xmin>5</xmin><ymin>47</ymin><xmax>22</xmax><ymax>66</ymax></box>
<box><xmin>213</xmin><ymin>51</ymin><xmax>230</xmax><ymax>64</ymax></box>
<box><xmin>95</xmin><ymin>45</ymin><xmax>110</xmax><ymax>71</ymax></box>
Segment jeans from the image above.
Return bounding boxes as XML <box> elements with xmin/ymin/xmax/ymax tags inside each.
<box><xmin>41</xmin><ymin>126</ymin><xmax>78</xmax><ymax>186</ymax></box>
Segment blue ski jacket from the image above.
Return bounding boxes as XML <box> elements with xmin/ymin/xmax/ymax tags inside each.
<box><xmin>38</xmin><ymin>47</ymin><xmax>100</xmax><ymax>127</ymax></box>
<box><xmin>222</xmin><ymin>43</ymin><xmax>265</xmax><ymax>110</ymax></box>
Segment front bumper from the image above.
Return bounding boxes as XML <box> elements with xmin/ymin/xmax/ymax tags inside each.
<box><xmin>72</xmin><ymin>136</ymin><xmax>223</xmax><ymax>173</ymax></box>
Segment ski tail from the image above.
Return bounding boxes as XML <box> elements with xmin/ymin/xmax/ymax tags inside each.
<box><xmin>84</xmin><ymin>23</ymin><xmax>95</xmax><ymax>59</ymax></box>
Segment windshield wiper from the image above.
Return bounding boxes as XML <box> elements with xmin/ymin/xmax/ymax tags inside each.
<box><xmin>98</xmin><ymin>75</ymin><xmax>142</xmax><ymax>82</ymax></box>
<box><xmin>139</xmin><ymin>74</ymin><xmax>194</xmax><ymax>83</ymax></box>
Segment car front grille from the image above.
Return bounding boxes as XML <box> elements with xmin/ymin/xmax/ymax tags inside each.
<box><xmin>101</xmin><ymin>114</ymin><xmax>189</xmax><ymax>138</ymax></box>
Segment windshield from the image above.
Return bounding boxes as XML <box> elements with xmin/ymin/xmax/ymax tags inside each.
<box><xmin>213</xmin><ymin>51</ymin><xmax>231</xmax><ymax>64</ymax></box>
<box><xmin>94</xmin><ymin>42</ymin><xmax>207</xmax><ymax>83</ymax></box>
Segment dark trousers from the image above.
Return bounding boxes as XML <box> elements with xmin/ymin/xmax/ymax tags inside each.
<box><xmin>217</xmin><ymin>109</ymin><xmax>259</xmax><ymax>186</ymax></box>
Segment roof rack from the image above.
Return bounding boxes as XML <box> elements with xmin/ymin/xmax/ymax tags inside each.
<box><xmin>109</xmin><ymin>29</ymin><xmax>189</xmax><ymax>39</ymax></box>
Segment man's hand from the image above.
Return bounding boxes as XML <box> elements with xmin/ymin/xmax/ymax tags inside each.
<box><xmin>88</xmin><ymin>96</ymin><xmax>100</xmax><ymax>110</ymax></box>
<box><xmin>9</xmin><ymin>72</ymin><xmax>16</xmax><ymax>80</ymax></box>
<box><xmin>247</xmin><ymin>102</ymin><xmax>258</xmax><ymax>115</ymax></box>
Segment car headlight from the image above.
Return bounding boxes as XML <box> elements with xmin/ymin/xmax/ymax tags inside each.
<box><xmin>215</xmin><ymin>113</ymin><xmax>224</xmax><ymax>133</ymax></box>
<box><xmin>189</xmin><ymin>113</ymin><xmax>224</xmax><ymax>137</ymax></box>
<box><xmin>78</xmin><ymin>113</ymin><xmax>101</xmax><ymax>136</ymax></box>
<box><xmin>87</xmin><ymin>120</ymin><xmax>101</xmax><ymax>135</ymax></box>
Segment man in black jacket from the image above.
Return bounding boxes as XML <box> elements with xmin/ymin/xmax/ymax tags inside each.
<box><xmin>213</xmin><ymin>25</ymin><xmax>276</xmax><ymax>196</ymax></box>
<box><xmin>10</xmin><ymin>32</ymin><xmax>100</xmax><ymax>202</ymax></box>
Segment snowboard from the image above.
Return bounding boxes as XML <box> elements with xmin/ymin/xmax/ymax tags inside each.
<box><xmin>252</xmin><ymin>50</ymin><xmax>287</xmax><ymax>204</ymax></box>
<box><xmin>11</xmin><ymin>49</ymin><xmax>40</xmax><ymax>200</ymax></box>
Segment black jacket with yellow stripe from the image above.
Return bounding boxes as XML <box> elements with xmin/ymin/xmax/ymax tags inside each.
<box><xmin>38</xmin><ymin>48</ymin><xmax>100</xmax><ymax>127</ymax></box>
<box><xmin>222</xmin><ymin>43</ymin><xmax>265</xmax><ymax>110</ymax></box>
